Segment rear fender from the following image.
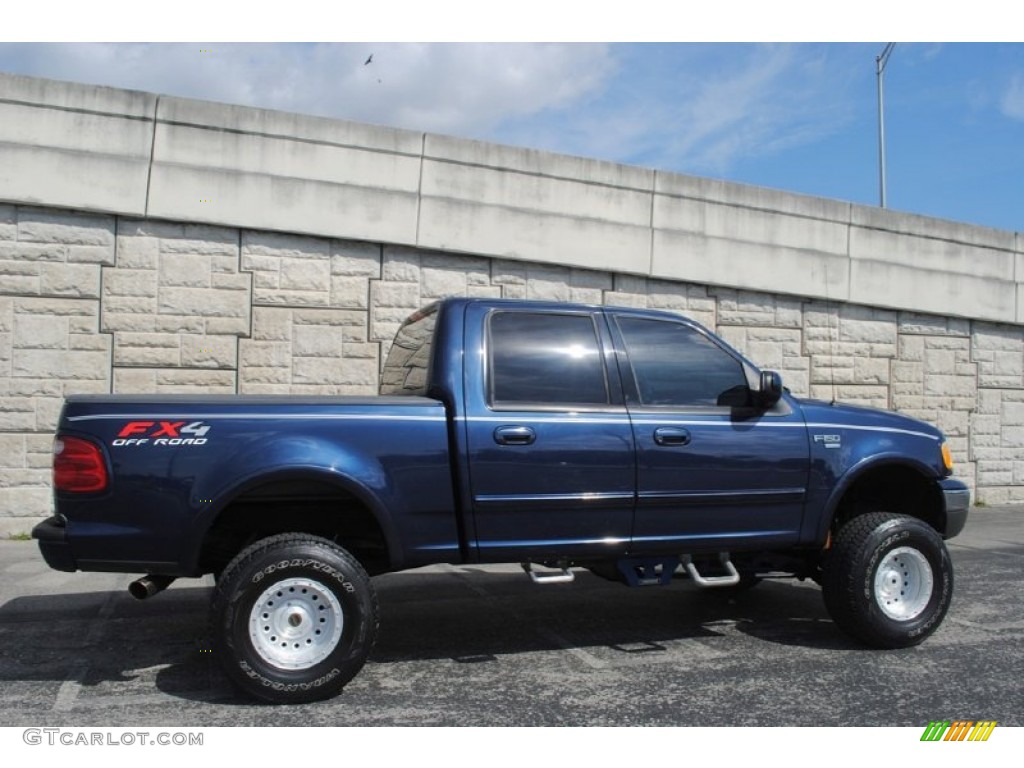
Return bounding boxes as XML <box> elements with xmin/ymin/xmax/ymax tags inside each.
<box><xmin>182</xmin><ymin>439</ymin><xmax>402</xmax><ymax>573</ymax></box>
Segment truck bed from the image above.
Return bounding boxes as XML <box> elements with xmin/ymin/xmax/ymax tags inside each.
<box><xmin>46</xmin><ymin>394</ymin><xmax>458</xmax><ymax>575</ymax></box>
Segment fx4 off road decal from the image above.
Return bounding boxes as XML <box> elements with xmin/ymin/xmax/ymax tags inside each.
<box><xmin>112</xmin><ymin>420</ymin><xmax>212</xmax><ymax>447</ymax></box>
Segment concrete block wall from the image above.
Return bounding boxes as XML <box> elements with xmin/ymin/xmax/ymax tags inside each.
<box><xmin>105</xmin><ymin>219</ymin><xmax>248</xmax><ymax>395</ymax></box>
<box><xmin>3</xmin><ymin>200</ymin><xmax>1024</xmax><ymax>528</ymax></box>
<box><xmin>0</xmin><ymin>205</ymin><xmax>114</xmax><ymax>519</ymax></box>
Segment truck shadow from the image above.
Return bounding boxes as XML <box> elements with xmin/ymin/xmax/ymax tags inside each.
<box><xmin>370</xmin><ymin>569</ymin><xmax>859</xmax><ymax>663</ymax></box>
<box><xmin>0</xmin><ymin>570</ymin><xmax>858</xmax><ymax>708</ymax></box>
<box><xmin>0</xmin><ymin>583</ymin><xmax>242</xmax><ymax>706</ymax></box>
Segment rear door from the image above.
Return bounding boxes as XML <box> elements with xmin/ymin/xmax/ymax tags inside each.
<box><xmin>463</xmin><ymin>303</ymin><xmax>636</xmax><ymax>561</ymax></box>
<box><xmin>610</xmin><ymin>312</ymin><xmax>810</xmax><ymax>552</ymax></box>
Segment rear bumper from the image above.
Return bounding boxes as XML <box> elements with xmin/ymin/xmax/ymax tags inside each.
<box><xmin>939</xmin><ymin>479</ymin><xmax>970</xmax><ymax>539</ymax></box>
<box><xmin>32</xmin><ymin>515</ymin><xmax>77</xmax><ymax>572</ymax></box>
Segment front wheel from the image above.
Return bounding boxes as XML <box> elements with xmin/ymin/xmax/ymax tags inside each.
<box><xmin>210</xmin><ymin>533</ymin><xmax>379</xmax><ymax>704</ymax></box>
<box><xmin>822</xmin><ymin>512</ymin><xmax>953</xmax><ymax>648</ymax></box>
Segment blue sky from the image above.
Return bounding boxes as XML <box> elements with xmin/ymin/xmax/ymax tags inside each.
<box><xmin>2</xmin><ymin>29</ymin><xmax>1021</xmax><ymax>233</ymax></box>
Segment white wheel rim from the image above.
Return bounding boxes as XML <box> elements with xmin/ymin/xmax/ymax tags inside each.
<box><xmin>873</xmin><ymin>546</ymin><xmax>934</xmax><ymax>621</ymax></box>
<box><xmin>249</xmin><ymin>577</ymin><xmax>344</xmax><ymax>669</ymax></box>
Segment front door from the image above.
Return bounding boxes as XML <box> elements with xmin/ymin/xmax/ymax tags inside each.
<box><xmin>610</xmin><ymin>312</ymin><xmax>809</xmax><ymax>553</ymax></box>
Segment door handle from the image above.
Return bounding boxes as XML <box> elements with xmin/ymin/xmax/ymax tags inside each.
<box><xmin>654</xmin><ymin>427</ymin><xmax>691</xmax><ymax>446</ymax></box>
<box><xmin>494</xmin><ymin>426</ymin><xmax>536</xmax><ymax>445</ymax></box>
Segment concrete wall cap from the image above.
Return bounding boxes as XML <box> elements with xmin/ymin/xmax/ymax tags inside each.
<box><xmin>0</xmin><ymin>72</ymin><xmax>156</xmax><ymax>119</ymax></box>
<box><xmin>156</xmin><ymin>95</ymin><xmax>423</xmax><ymax>156</ymax></box>
<box><xmin>654</xmin><ymin>172</ymin><xmax>853</xmax><ymax>222</ymax></box>
<box><xmin>424</xmin><ymin>133</ymin><xmax>655</xmax><ymax>191</ymax></box>
<box><xmin>851</xmin><ymin>204</ymin><xmax>1018</xmax><ymax>249</ymax></box>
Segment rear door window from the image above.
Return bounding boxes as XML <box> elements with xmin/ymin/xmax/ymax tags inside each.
<box><xmin>489</xmin><ymin>312</ymin><xmax>609</xmax><ymax>406</ymax></box>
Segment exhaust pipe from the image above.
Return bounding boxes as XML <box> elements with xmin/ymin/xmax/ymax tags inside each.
<box><xmin>129</xmin><ymin>574</ymin><xmax>176</xmax><ymax>600</ymax></box>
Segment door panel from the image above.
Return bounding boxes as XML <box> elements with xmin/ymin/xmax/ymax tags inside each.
<box><xmin>467</xmin><ymin>412</ymin><xmax>635</xmax><ymax>558</ymax></box>
<box><xmin>630</xmin><ymin>411</ymin><xmax>809</xmax><ymax>551</ymax></box>
<box><xmin>463</xmin><ymin>305</ymin><xmax>635</xmax><ymax>560</ymax></box>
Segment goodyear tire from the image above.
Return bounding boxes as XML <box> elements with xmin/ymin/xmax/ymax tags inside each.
<box><xmin>822</xmin><ymin>512</ymin><xmax>952</xmax><ymax>648</ymax></box>
<box><xmin>210</xmin><ymin>533</ymin><xmax>378</xmax><ymax>704</ymax></box>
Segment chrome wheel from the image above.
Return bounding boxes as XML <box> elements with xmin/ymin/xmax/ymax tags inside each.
<box><xmin>249</xmin><ymin>577</ymin><xmax>344</xmax><ymax>670</ymax></box>
<box><xmin>213</xmin><ymin>534</ymin><xmax>378</xmax><ymax>703</ymax></box>
<box><xmin>873</xmin><ymin>546</ymin><xmax>934</xmax><ymax>621</ymax></box>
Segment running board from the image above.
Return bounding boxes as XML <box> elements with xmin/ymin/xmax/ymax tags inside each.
<box><xmin>522</xmin><ymin>562</ymin><xmax>575</xmax><ymax>584</ymax></box>
<box><xmin>681</xmin><ymin>553</ymin><xmax>741</xmax><ymax>587</ymax></box>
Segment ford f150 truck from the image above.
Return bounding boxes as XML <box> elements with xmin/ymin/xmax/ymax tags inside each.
<box><xmin>34</xmin><ymin>297</ymin><xmax>970</xmax><ymax>703</ymax></box>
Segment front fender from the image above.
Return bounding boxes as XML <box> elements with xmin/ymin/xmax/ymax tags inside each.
<box><xmin>815</xmin><ymin>454</ymin><xmax>943</xmax><ymax>544</ymax></box>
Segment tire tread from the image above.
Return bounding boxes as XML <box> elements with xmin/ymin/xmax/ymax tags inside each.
<box><xmin>209</xmin><ymin>532</ymin><xmax>378</xmax><ymax>704</ymax></box>
<box><xmin>822</xmin><ymin>512</ymin><xmax>952</xmax><ymax>648</ymax></box>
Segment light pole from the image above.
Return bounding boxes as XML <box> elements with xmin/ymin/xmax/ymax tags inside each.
<box><xmin>876</xmin><ymin>43</ymin><xmax>896</xmax><ymax>208</ymax></box>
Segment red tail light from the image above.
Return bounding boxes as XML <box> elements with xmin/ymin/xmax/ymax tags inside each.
<box><xmin>53</xmin><ymin>436</ymin><xmax>108</xmax><ymax>493</ymax></box>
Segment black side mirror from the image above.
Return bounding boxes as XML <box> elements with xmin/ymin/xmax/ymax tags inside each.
<box><xmin>758</xmin><ymin>370</ymin><xmax>783</xmax><ymax>410</ymax></box>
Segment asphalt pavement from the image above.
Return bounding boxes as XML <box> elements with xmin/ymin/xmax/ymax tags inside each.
<box><xmin>1</xmin><ymin>506</ymin><xmax>1022</xmax><ymax>726</ymax></box>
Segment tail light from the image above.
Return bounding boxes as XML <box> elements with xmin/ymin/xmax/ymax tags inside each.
<box><xmin>53</xmin><ymin>436</ymin><xmax>108</xmax><ymax>493</ymax></box>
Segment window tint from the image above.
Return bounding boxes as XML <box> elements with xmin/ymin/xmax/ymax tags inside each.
<box><xmin>616</xmin><ymin>317</ymin><xmax>749</xmax><ymax>407</ymax></box>
<box><xmin>380</xmin><ymin>307</ymin><xmax>437</xmax><ymax>396</ymax></box>
<box><xmin>490</xmin><ymin>312</ymin><xmax>609</xmax><ymax>406</ymax></box>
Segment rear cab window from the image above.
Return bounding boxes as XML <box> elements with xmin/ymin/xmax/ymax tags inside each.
<box><xmin>380</xmin><ymin>305</ymin><xmax>438</xmax><ymax>396</ymax></box>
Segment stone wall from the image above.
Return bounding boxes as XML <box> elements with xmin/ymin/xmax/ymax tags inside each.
<box><xmin>2</xmin><ymin>201</ymin><xmax>1021</xmax><ymax>527</ymax></box>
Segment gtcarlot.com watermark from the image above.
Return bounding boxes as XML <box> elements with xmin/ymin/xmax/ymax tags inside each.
<box><xmin>23</xmin><ymin>728</ymin><xmax>203</xmax><ymax>747</ymax></box>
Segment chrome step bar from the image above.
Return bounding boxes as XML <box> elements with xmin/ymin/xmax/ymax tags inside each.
<box><xmin>681</xmin><ymin>553</ymin><xmax>741</xmax><ymax>587</ymax></box>
<box><xmin>522</xmin><ymin>562</ymin><xmax>575</xmax><ymax>584</ymax></box>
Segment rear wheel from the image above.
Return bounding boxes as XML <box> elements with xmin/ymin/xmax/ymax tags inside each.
<box><xmin>210</xmin><ymin>533</ymin><xmax>378</xmax><ymax>703</ymax></box>
<box><xmin>822</xmin><ymin>512</ymin><xmax>952</xmax><ymax>648</ymax></box>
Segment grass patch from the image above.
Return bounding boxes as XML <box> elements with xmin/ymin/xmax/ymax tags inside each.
<box><xmin>7</xmin><ymin>532</ymin><xmax>32</xmax><ymax>541</ymax></box>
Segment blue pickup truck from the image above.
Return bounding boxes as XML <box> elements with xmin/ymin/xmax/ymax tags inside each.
<box><xmin>34</xmin><ymin>297</ymin><xmax>970</xmax><ymax>703</ymax></box>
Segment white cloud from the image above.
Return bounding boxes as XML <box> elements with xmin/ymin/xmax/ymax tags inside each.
<box><xmin>1001</xmin><ymin>73</ymin><xmax>1024</xmax><ymax>121</ymax></box>
<box><xmin>492</xmin><ymin>44</ymin><xmax>861</xmax><ymax>175</ymax></box>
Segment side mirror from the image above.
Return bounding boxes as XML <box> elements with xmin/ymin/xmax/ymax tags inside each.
<box><xmin>758</xmin><ymin>370</ymin><xmax>783</xmax><ymax>410</ymax></box>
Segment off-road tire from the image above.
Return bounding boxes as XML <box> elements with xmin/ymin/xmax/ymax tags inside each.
<box><xmin>822</xmin><ymin>512</ymin><xmax>952</xmax><ymax>648</ymax></box>
<box><xmin>210</xmin><ymin>533</ymin><xmax>378</xmax><ymax>704</ymax></box>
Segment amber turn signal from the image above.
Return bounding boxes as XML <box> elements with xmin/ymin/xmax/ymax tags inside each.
<box><xmin>941</xmin><ymin>443</ymin><xmax>954</xmax><ymax>472</ymax></box>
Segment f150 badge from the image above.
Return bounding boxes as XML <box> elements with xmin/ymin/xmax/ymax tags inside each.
<box><xmin>112</xmin><ymin>420</ymin><xmax>212</xmax><ymax>447</ymax></box>
<box><xmin>813</xmin><ymin>434</ymin><xmax>841</xmax><ymax>449</ymax></box>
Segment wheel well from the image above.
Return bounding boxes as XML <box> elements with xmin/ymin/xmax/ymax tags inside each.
<box><xmin>831</xmin><ymin>465</ymin><xmax>944</xmax><ymax>536</ymax></box>
<box><xmin>198</xmin><ymin>478</ymin><xmax>391</xmax><ymax>576</ymax></box>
